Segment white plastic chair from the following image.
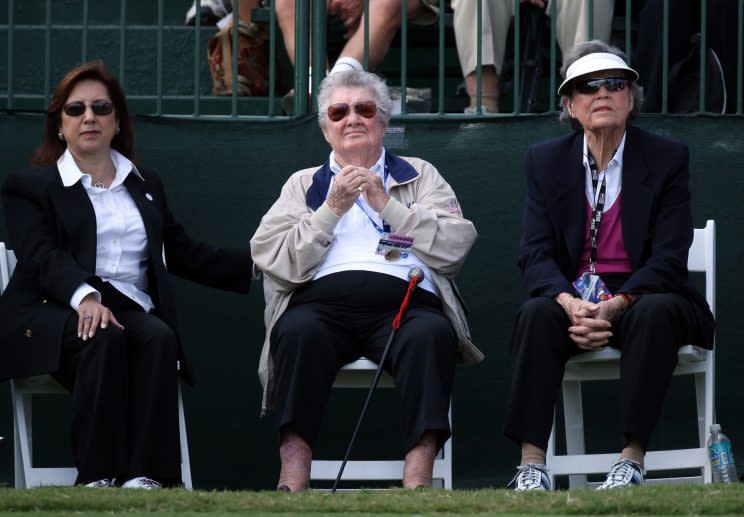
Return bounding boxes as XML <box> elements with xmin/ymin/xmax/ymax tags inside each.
<box><xmin>0</xmin><ymin>242</ymin><xmax>193</xmax><ymax>489</ymax></box>
<box><xmin>309</xmin><ymin>358</ymin><xmax>453</xmax><ymax>489</ymax></box>
<box><xmin>545</xmin><ymin>220</ymin><xmax>716</xmax><ymax>488</ymax></box>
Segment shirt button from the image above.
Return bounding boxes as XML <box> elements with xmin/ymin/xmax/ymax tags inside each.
<box><xmin>25</xmin><ymin>330</ymin><xmax>33</xmax><ymax>338</ymax></box>
<box><xmin>41</xmin><ymin>299</ymin><xmax>47</xmax><ymax>304</ymax></box>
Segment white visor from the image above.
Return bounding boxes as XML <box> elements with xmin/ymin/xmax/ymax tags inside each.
<box><xmin>558</xmin><ymin>52</ymin><xmax>639</xmax><ymax>96</ymax></box>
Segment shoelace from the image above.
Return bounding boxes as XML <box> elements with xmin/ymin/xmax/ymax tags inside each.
<box><xmin>139</xmin><ymin>478</ymin><xmax>162</xmax><ymax>489</ymax></box>
<box><xmin>604</xmin><ymin>459</ymin><xmax>640</xmax><ymax>486</ymax></box>
<box><xmin>513</xmin><ymin>463</ymin><xmax>547</xmax><ymax>490</ymax></box>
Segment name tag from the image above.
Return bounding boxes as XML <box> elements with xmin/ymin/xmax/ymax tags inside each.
<box><xmin>572</xmin><ymin>272</ymin><xmax>613</xmax><ymax>303</ymax></box>
<box><xmin>375</xmin><ymin>232</ymin><xmax>414</xmax><ymax>262</ymax></box>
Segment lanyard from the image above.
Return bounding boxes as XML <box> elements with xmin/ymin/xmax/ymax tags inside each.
<box><xmin>587</xmin><ymin>153</ymin><xmax>607</xmax><ymax>275</ymax></box>
<box><xmin>350</xmin><ymin>166</ymin><xmax>391</xmax><ymax>234</ymax></box>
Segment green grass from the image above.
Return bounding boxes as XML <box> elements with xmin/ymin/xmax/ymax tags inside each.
<box><xmin>1</xmin><ymin>484</ymin><xmax>744</xmax><ymax>515</ymax></box>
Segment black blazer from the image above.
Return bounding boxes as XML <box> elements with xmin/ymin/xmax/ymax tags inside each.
<box><xmin>0</xmin><ymin>164</ymin><xmax>252</xmax><ymax>383</ymax></box>
<box><xmin>518</xmin><ymin>125</ymin><xmax>715</xmax><ymax>348</ymax></box>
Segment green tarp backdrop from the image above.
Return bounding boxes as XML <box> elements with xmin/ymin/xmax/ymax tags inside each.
<box><xmin>0</xmin><ymin>113</ymin><xmax>742</xmax><ymax>489</ymax></box>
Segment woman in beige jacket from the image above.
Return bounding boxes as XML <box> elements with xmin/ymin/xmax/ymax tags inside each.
<box><xmin>250</xmin><ymin>70</ymin><xmax>483</xmax><ymax>492</ymax></box>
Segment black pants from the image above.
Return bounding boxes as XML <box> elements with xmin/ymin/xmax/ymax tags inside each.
<box><xmin>504</xmin><ymin>292</ymin><xmax>698</xmax><ymax>452</ymax></box>
<box><xmin>270</xmin><ymin>271</ymin><xmax>457</xmax><ymax>454</ymax></box>
<box><xmin>53</xmin><ymin>283</ymin><xmax>181</xmax><ymax>486</ymax></box>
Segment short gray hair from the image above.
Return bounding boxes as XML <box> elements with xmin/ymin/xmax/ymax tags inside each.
<box><xmin>316</xmin><ymin>70</ymin><xmax>394</xmax><ymax>129</ymax></box>
<box><xmin>559</xmin><ymin>40</ymin><xmax>644</xmax><ymax>130</ymax></box>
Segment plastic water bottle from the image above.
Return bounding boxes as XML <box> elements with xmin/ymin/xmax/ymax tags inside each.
<box><xmin>707</xmin><ymin>424</ymin><xmax>738</xmax><ymax>483</ymax></box>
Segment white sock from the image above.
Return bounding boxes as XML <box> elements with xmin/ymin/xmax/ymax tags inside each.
<box><xmin>329</xmin><ymin>56</ymin><xmax>364</xmax><ymax>75</ymax></box>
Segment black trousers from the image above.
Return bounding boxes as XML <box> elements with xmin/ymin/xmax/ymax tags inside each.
<box><xmin>504</xmin><ymin>292</ymin><xmax>698</xmax><ymax>452</ymax></box>
<box><xmin>52</xmin><ymin>283</ymin><xmax>181</xmax><ymax>486</ymax></box>
<box><xmin>270</xmin><ymin>271</ymin><xmax>457</xmax><ymax>454</ymax></box>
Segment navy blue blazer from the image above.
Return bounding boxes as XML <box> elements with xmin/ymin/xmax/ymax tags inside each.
<box><xmin>518</xmin><ymin>125</ymin><xmax>715</xmax><ymax>348</ymax></box>
<box><xmin>0</xmin><ymin>164</ymin><xmax>252</xmax><ymax>383</ymax></box>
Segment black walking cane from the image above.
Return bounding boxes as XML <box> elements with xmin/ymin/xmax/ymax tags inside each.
<box><xmin>331</xmin><ymin>267</ymin><xmax>424</xmax><ymax>493</ymax></box>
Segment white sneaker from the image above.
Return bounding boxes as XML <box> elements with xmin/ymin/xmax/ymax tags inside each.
<box><xmin>121</xmin><ymin>476</ymin><xmax>162</xmax><ymax>490</ymax></box>
<box><xmin>597</xmin><ymin>458</ymin><xmax>645</xmax><ymax>489</ymax></box>
<box><xmin>84</xmin><ymin>478</ymin><xmax>115</xmax><ymax>488</ymax></box>
<box><xmin>185</xmin><ymin>0</ymin><xmax>230</xmax><ymax>26</ymax></box>
<box><xmin>508</xmin><ymin>463</ymin><xmax>551</xmax><ymax>491</ymax></box>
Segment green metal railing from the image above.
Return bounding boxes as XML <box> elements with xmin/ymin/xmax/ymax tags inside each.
<box><xmin>1</xmin><ymin>0</ymin><xmax>742</xmax><ymax>118</ymax></box>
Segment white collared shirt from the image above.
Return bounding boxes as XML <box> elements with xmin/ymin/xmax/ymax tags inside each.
<box><xmin>582</xmin><ymin>132</ymin><xmax>626</xmax><ymax>211</ymax></box>
<box><xmin>313</xmin><ymin>148</ymin><xmax>439</xmax><ymax>295</ymax></box>
<box><xmin>58</xmin><ymin>149</ymin><xmax>154</xmax><ymax>312</ymax></box>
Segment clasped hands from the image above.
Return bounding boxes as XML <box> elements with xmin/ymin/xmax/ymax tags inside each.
<box><xmin>555</xmin><ymin>292</ymin><xmax>630</xmax><ymax>351</ymax></box>
<box><xmin>77</xmin><ymin>292</ymin><xmax>125</xmax><ymax>341</ymax></box>
<box><xmin>326</xmin><ymin>165</ymin><xmax>390</xmax><ymax>216</ymax></box>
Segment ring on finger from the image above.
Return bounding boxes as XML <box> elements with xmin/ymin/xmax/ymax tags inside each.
<box><xmin>83</xmin><ymin>314</ymin><xmax>93</xmax><ymax>320</ymax></box>
<box><xmin>356</xmin><ymin>186</ymin><xmax>364</xmax><ymax>193</ymax></box>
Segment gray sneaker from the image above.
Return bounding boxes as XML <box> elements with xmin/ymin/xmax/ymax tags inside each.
<box><xmin>185</xmin><ymin>0</ymin><xmax>230</xmax><ymax>26</ymax></box>
<box><xmin>84</xmin><ymin>478</ymin><xmax>115</xmax><ymax>488</ymax></box>
<box><xmin>508</xmin><ymin>463</ymin><xmax>551</xmax><ymax>491</ymax></box>
<box><xmin>597</xmin><ymin>458</ymin><xmax>645</xmax><ymax>489</ymax></box>
<box><xmin>122</xmin><ymin>476</ymin><xmax>162</xmax><ymax>490</ymax></box>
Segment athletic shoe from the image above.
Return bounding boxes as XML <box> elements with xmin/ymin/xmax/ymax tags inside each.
<box><xmin>507</xmin><ymin>463</ymin><xmax>551</xmax><ymax>491</ymax></box>
<box><xmin>185</xmin><ymin>0</ymin><xmax>230</xmax><ymax>26</ymax></box>
<box><xmin>597</xmin><ymin>458</ymin><xmax>645</xmax><ymax>489</ymax></box>
<box><xmin>121</xmin><ymin>476</ymin><xmax>162</xmax><ymax>489</ymax></box>
<box><xmin>84</xmin><ymin>478</ymin><xmax>115</xmax><ymax>488</ymax></box>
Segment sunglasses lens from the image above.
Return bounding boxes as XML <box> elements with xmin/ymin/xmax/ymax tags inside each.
<box><xmin>354</xmin><ymin>101</ymin><xmax>377</xmax><ymax>118</ymax></box>
<box><xmin>327</xmin><ymin>103</ymin><xmax>350</xmax><ymax>122</ymax></box>
<box><xmin>575</xmin><ymin>77</ymin><xmax>627</xmax><ymax>94</ymax></box>
<box><xmin>92</xmin><ymin>101</ymin><xmax>114</xmax><ymax>115</ymax></box>
<box><xmin>63</xmin><ymin>102</ymin><xmax>86</xmax><ymax>116</ymax></box>
<box><xmin>63</xmin><ymin>101</ymin><xmax>114</xmax><ymax>116</ymax></box>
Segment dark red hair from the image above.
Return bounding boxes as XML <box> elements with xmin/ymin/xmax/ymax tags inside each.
<box><xmin>32</xmin><ymin>60</ymin><xmax>135</xmax><ymax>165</ymax></box>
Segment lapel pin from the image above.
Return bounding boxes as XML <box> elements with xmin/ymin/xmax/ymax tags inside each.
<box><xmin>145</xmin><ymin>193</ymin><xmax>153</xmax><ymax>201</ymax></box>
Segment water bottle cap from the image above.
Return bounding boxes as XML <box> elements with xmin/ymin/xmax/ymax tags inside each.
<box><xmin>711</xmin><ymin>423</ymin><xmax>721</xmax><ymax>432</ymax></box>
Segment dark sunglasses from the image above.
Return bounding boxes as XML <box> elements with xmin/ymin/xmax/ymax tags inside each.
<box><xmin>62</xmin><ymin>100</ymin><xmax>115</xmax><ymax>117</ymax></box>
<box><xmin>574</xmin><ymin>77</ymin><xmax>628</xmax><ymax>94</ymax></box>
<box><xmin>327</xmin><ymin>100</ymin><xmax>378</xmax><ymax>122</ymax></box>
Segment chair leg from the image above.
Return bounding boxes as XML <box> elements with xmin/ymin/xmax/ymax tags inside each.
<box><xmin>11</xmin><ymin>382</ymin><xmax>32</xmax><ymax>489</ymax></box>
<box><xmin>696</xmin><ymin>369</ymin><xmax>714</xmax><ymax>483</ymax></box>
<box><xmin>178</xmin><ymin>383</ymin><xmax>193</xmax><ymax>490</ymax></box>
<box><xmin>562</xmin><ymin>380</ymin><xmax>588</xmax><ymax>489</ymax></box>
<box><xmin>546</xmin><ymin>421</ymin><xmax>557</xmax><ymax>489</ymax></box>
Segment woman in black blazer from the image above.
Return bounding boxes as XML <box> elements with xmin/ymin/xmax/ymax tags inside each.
<box><xmin>504</xmin><ymin>41</ymin><xmax>715</xmax><ymax>491</ymax></box>
<box><xmin>0</xmin><ymin>61</ymin><xmax>252</xmax><ymax>488</ymax></box>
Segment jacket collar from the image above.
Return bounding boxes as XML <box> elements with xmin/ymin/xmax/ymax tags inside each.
<box><xmin>305</xmin><ymin>150</ymin><xmax>419</xmax><ymax>210</ymax></box>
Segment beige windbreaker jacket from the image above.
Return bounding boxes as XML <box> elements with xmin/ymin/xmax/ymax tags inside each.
<box><xmin>250</xmin><ymin>153</ymin><xmax>484</xmax><ymax>413</ymax></box>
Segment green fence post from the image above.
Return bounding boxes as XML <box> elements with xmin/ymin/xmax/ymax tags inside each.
<box><xmin>625</xmin><ymin>0</ymin><xmax>632</xmax><ymax>66</ymax></box>
<box><xmin>438</xmin><ymin>0</ymin><xmax>445</xmax><ymax>114</ymax></box>
<box><xmin>549</xmin><ymin>0</ymin><xmax>556</xmax><ymax>112</ymax></box>
<box><xmin>699</xmin><ymin>0</ymin><xmax>707</xmax><ymax>112</ymax></box>
<box><xmin>232</xmin><ymin>0</ymin><xmax>239</xmax><ymax>117</ymax></box>
<box><xmin>312</xmin><ymin>0</ymin><xmax>327</xmax><ymax>111</ymax></box>
<box><xmin>82</xmin><ymin>0</ymin><xmax>89</xmax><ymax>63</ymax></box>
<box><xmin>193</xmin><ymin>0</ymin><xmax>201</xmax><ymax>117</ymax></box>
<box><xmin>120</xmin><ymin>0</ymin><xmax>127</xmax><ymax>86</ymax></box>
<box><xmin>738</xmin><ymin>0</ymin><xmax>743</xmax><ymax>114</ymax></box>
<box><xmin>157</xmin><ymin>0</ymin><xmax>164</xmax><ymax>116</ymax></box>
<box><xmin>294</xmin><ymin>0</ymin><xmax>309</xmax><ymax>116</ymax></box>
<box><xmin>6</xmin><ymin>0</ymin><xmax>13</xmax><ymax>110</ymax></box>
<box><xmin>475</xmin><ymin>0</ymin><xmax>482</xmax><ymax>114</ymax></box>
<box><xmin>44</xmin><ymin>0</ymin><xmax>51</xmax><ymax>108</ymax></box>
<box><xmin>400</xmin><ymin>0</ymin><xmax>407</xmax><ymax>114</ymax></box>
<box><xmin>662</xmin><ymin>0</ymin><xmax>668</xmax><ymax>113</ymax></box>
<box><xmin>513</xmin><ymin>0</ymin><xmax>520</xmax><ymax>114</ymax></box>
